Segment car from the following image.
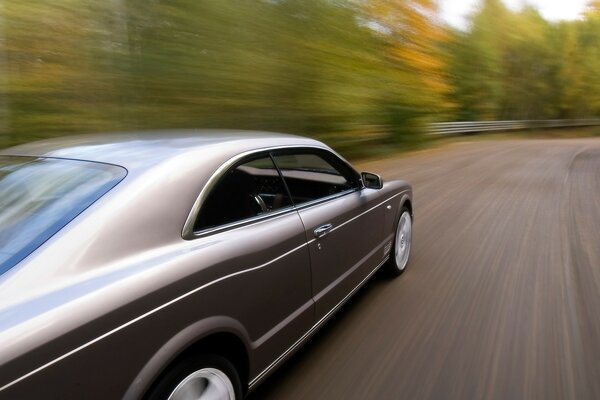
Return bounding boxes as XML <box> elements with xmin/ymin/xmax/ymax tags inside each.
<box><xmin>0</xmin><ymin>130</ymin><xmax>413</xmax><ymax>399</ymax></box>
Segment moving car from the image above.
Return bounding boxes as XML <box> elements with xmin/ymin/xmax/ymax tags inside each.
<box><xmin>0</xmin><ymin>131</ymin><xmax>413</xmax><ymax>399</ymax></box>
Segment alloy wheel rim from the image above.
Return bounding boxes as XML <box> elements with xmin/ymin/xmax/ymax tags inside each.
<box><xmin>395</xmin><ymin>212</ymin><xmax>412</xmax><ymax>270</ymax></box>
<box><xmin>167</xmin><ymin>368</ymin><xmax>235</xmax><ymax>400</ymax></box>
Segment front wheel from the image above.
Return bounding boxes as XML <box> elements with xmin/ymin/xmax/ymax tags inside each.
<box><xmin>385</xmin><ymin>207</ymin><xmax>412</xmax><ymax>276</ymax></box>
<box><xmin>147</xmin><ymin>354</ymin><xmax>242</xmax><ymax>400</ymax></box>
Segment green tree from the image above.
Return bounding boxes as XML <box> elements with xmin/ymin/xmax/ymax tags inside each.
<box><xmin>448</xmin><ymin>0</ymin><xmax>600</xmax><ymax>121</ymax></box>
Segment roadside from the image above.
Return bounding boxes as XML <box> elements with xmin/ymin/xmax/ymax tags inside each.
<box><xmin>348</xmin><ymin>126</ymin><xmax>600</xmax><ymax>164</ymax></box>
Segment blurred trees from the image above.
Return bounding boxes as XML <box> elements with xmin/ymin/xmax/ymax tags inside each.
<box><xmin>448</xmin><ymin>0</ymin><xmax>600</xmax><ymax>121</ymax></box>
<box><xmin>1</xmin><ymin>0</ymin><xmax>442</xmax><ymax>154</ymax></box>
<box><xmin>363</xmin><ymin>0</ymin><xmax>452</xmax><ymax>146</ymax></box>
<box><xmin>0</xmin><ymin>0</ymin><xmax>599</xmax><ymax>153</ymax></box>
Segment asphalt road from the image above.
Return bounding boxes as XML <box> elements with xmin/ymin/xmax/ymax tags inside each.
<box><xmin>249</xmin><ymin>138</ymin><xmax>600</xmax><ymax>400</ymax></box>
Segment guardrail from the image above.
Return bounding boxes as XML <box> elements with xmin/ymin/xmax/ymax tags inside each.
<box><xmin>428</xmin><ymin>119</ymin><xmax>600</xmax><ymax>135</ymax></box>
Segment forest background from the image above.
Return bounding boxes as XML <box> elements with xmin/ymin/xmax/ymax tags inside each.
<box><xmin>1</xmin><ymin>0</ymin><xmax>599</xmax><ymax>157</ymax></box>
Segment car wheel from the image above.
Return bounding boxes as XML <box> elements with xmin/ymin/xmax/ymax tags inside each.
<box><xmin>147</xmin><ymin>354</ymin><xmax>242</xmax><ymax>400</ymax></box>
<box><xmin>386</xmin><ymin>207</ymin><xmax>412</xmax><ymax>276</ymax></box>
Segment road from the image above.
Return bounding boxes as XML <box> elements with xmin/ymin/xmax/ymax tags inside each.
<box><xmin>249</xmin><ymin>138</ymin><xmax>600</xmax><ymax>400</ymax></box>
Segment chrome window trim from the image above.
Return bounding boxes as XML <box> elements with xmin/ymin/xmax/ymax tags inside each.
<box><xmin>191</xmin><ymin>206</ymin><xmax>297</xmax><ymax>239</ymax></box>
<box><xmin>182</xmin><ymin>145</ymin><xmax>361</xmax><ymax>240</ymax></box>
<box><xmin>190</xmin><ymin>188</ymin><xmax>362</xmax><ymax>240</ymax></box>
<box><xmin>291</xmin><ymin>187</ymin><xmax>361</xmax><ymax>212</ymax></box>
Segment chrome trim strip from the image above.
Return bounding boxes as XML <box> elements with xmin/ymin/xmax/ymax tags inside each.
<box><xmin>329</xmin><ymin>191</ymin><xmax>406</xmax><ymax>234</ymax></box>
<box><xmin>190</xmin><ymin>185</ymin><xmax>362</xmax><ymax>239</ymax></box>
<box><xmin>297</xmin><ymin>190</ymin><xmax>408</xmax><ymax>248</ymax></box>
<box><xmin>291</xmin><ymin>187</ymin><xmax>361</xmax><ymax>211</ymax></box>
<box><xmin>191</xmin><ymin>205</ymin><xmax>297</xmax><ymax>238</ymax></box>
<box><xmin>253</xmin><ymin>300</ymin><xmax>314</xmax><ymax>348</ymax></box>
<box><xmin>0</xmin><ymin>190</ymin><xmax>407</xmax><ymax>393</ymax></box>
<box><xmin>313</xmin><ymin>233</ymin><xmax>393</xmax><ymax>304</ymax></box>
<box><xmin>301</xmin><ymin>191</ymin><xmax>407</xmax><ymax>247</ymax></box>
<box><xmin>248</xmin><ymin>253</ymin><xmax>391</xmax><ymax>389</ymax></box>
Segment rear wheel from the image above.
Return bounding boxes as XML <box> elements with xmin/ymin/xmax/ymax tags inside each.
<box><xmin>148</xmin><ymin>354</ymin><xmax>242</xmax><ymax>400</ymax></box>
<box><xmin>385</xmin><ymin>207</ymin><xmax>412</xmax><ymax>276</ymax></box>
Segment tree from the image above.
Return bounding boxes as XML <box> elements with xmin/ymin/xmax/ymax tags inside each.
<box><xmin>447</xmin><ymin>0</ymin><xmax>600</xmax><ymax>121</ymax></box>
<box><xmin>364</xmin><ymin>0</ymin><xmax>451</xmax><ymax>114</ymax></box>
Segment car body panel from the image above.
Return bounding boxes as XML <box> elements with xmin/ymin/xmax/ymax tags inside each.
<box><xmin>0</xmin><ymin>209</ymin><xmax>314</xmax><ymax>396</ymax></box>
<box><xmin>0</xmin><ymin>131</ymin><xmax>412</xmax><ymax>399</ymax></box>
<box><xmin>296</xmin><ymin>189</ymin><xmax>386</xmax><ymax>319</ymax></box>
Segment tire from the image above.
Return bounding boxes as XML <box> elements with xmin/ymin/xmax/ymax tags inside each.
<box><xmin>147</xmin><ymin>354</ymin><xmax>243</xmax><ymax>400</ymax></box>
<box><xmin>385</xmin><ymin>207</ymin><xmax>412</xmax><ymax>277</ymax></box>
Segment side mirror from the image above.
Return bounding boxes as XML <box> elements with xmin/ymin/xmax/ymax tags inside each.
<box><xmin>361</xmin><ymin>172</ymin><xmax>383</xmax><ymax>189</ymax></box>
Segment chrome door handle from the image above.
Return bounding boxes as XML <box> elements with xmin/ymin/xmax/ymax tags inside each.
<box><xmin>314</xmin><ymin>223</ymin><xmax>333</xmax><ymax>238</ymax></box>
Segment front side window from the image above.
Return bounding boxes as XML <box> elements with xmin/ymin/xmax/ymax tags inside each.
<box><xmin>0</xmin><ymin>156</ymin><xmax>127</xmax><ymax>275</ymax></box>
<box><xmin>194</xmin><ymin>155</ymin><xmax>292</xmax><ymax>231</ymax></box>
<box><xmin>272</xmin><ymin>150</ymin><xmax>360</xmax><ymax>206</ymax></box>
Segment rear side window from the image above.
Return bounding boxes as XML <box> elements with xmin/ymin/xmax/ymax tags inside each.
<box><xmin>194</xmin><ymin>155</ymin><xmax>292</xmax><ymax>231</ymax></box>
<box><xmin>272</xmin><ymin>150</ymin><xmax>360</xmax><ymax>205</ymax></box>
<box><xmin>0</xmin><ymin>156</ymin><xmax>127</xmax><ymax>275</ymax></box>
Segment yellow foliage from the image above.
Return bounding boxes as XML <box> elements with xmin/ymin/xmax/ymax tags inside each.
<box><xmin>364</xmin><ymin>0</ymin><xmax>451</xmax><ymax>110</ymax></box>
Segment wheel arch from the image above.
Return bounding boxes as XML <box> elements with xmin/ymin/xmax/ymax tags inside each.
<box><xmin>401</xmin><ymin>197</ymin><xmax>412</xmax><ymax>217</ymax></box>
<box><xmin>397</xmin><ymin>193</ymin><xmax>413</xmax><ymax>223</ymax></box>
<box><xmin>124</xmin><ymin>316</ymin><xmax>251</xmax><ymax>400</ymax></box>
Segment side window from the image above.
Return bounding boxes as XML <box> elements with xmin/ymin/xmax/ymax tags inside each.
<box><xmin>272</xmin><ymin>150</ymin><xmax>360</xmax><ymax>206</ymax></box>
<box><xmin>194</xmin><ymin>155</ymin><xmax>292</xmax><ymax>231</ymax></box>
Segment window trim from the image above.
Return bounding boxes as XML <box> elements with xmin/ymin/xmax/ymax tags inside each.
<box><xmin>191</xmin><ymin>151</ymin><xmax>292</xmax><ymax>234</ymax></box>
<box><xmin>181</xmin><ymin>145</ymin><xmax>362</xmax><ymax>240</ymax></box>
<box><xmin>270</xmin><ymin>148</ymin><xmax>362</xmax><ymax>207</ymax></box>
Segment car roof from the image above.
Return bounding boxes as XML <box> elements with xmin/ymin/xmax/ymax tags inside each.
<box><xmin>0</xmin><ymin>130</ymin><xmax>326</xmax><ymax>172</ymax></box>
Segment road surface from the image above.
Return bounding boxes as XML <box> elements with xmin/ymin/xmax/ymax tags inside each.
<box><xmin>249</xmin><ymin>138</ymin><xmax>600</xmax><ymax>400</ymax></box>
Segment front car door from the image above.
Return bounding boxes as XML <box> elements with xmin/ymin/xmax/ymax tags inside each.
<box><xmin>272</xmin><ymin>149</ymin><xmax>387</xmax><ymax>320</ymax></box>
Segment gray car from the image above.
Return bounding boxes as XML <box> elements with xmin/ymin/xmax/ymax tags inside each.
<box><xmin>0</xmin><ymin>131</ymin><xmax>412</xmax><ymax>400</ymax></box>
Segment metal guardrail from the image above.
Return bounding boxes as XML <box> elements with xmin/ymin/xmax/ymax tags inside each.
<box><xmin>428</xmin><ymin>119</ymin><xmax>600</xmax><ymax>135</ymax></box>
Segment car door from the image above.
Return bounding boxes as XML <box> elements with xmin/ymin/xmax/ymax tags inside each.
<box><xmin>189</xmin><ymin>153</ymin><xmax>314</xmax><ymax>375</ymax></box>
<box><xmin>272</xmin><ymin>149</ymin><xmax>386</xmax><ymax>320</ymax></box>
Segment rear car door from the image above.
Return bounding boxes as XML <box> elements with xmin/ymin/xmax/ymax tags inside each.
<box><xmin>272</xmin><ymin>149</ymin><xmax>386</xmax><ymax>320</ymax></box>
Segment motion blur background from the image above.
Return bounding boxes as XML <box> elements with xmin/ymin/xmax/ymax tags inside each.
<box><xmin>0</xmin><ymin>0</ymin><xmax>599</xmax><ymax>157</ymax></box>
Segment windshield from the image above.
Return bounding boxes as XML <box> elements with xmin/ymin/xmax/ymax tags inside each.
<box><xmin>0</xmin><ymin>156</ymin><xmax>127</xmax><ymax>275</ymax></box>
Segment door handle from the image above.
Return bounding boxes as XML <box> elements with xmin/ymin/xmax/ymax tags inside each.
<box><xmin>314</xmin><ymin>223</ymin><xmax>333</xmax><ymax>238</ymax></box>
